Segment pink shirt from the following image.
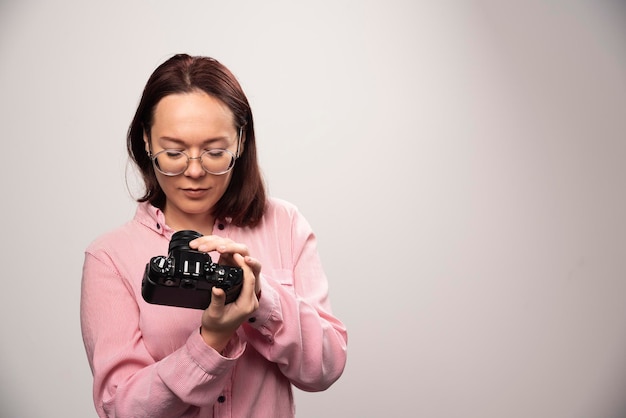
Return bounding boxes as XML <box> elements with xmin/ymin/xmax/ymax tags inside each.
<box><xmin>80</xmin><ymin>198</ymin><xmax>348</xmax><ymax>417</ymax></box>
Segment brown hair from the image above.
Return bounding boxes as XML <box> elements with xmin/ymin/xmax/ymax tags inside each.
<box><xmin>127</xmin><ymin>54</ymin><xmax>266</xmax><ymax>227</ymax></box>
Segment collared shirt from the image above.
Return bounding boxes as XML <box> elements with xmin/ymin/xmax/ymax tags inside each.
<box><xmin>80</xmin><ymin>198</ymin><xmax>347</xmax><ymax>418</ymax></box>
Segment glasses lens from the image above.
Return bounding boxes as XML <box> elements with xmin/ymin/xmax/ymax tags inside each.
<box><xmin>152</xmin><ymin>150</ymin><xmax>187</xmax><ymax>176</ymax></box>
<box><xmin>200</xmin><ymin>149</ymin><xmax>236</xmax><ymax>175</ymax></box>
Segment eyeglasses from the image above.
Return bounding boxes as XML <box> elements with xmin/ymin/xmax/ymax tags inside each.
<box><xmin>151</xmin><ymin>148</ymin><xmax>237</xmax><ymax>176</ymax></box>
<box><xmin>150</xmin><ymin>128</ymin><xmax>242</xmax><ymax>176</ymax></box>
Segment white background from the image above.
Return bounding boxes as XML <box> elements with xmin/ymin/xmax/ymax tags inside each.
<box><xmin>1</xmin><ymin>1</ymin><xmax>626</xmax><ymax>417</ymax></box>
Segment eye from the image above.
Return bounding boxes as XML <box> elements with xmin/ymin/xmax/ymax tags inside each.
<box><xmin>204</xmin><ymin>149</ymin><xmax>226</xmax><ymax>158</ymax></box>
<box><xmin>164</xmin><ymin>150</ymin><xmax>185</xmax><ymax>159</ymax></box>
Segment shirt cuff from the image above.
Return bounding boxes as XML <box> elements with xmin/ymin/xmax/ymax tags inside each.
<box><xmin>186</xmin><ymin>329</ymin><xmax>246</xmax><ymax>372</ymax></box>
<box><xmin>245</xmin><ymin>273</ymin><xmax>280</xmax><ymax>332</ymax></box>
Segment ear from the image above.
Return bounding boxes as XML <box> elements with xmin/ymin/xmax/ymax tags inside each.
<box><xmin>143</xmin><ymin>129</ymin><xmax>151</xmax><ymax>155</ymax></box>
<box><xmin>237</xmin><ymin>126</ymin><xmax>246</xmax><ymax>158</ymax></box>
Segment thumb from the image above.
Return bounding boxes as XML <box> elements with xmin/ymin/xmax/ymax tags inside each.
<box><xmin>209</xmin><ymin>286</ymin><xmax>226</xmax><ymax>309</ymax></box>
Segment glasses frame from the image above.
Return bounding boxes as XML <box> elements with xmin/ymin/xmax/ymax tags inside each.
<box><xmin>149</xmin><ymin>128</ymin><xmax>242</xmax><ymax>177</ymax></box>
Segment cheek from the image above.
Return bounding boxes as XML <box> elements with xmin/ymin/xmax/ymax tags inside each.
<box><xmin>213</xmin><ymin>177</ymin><xmax>231</xmax><ymax>197</ymax></box>
<box><xmin>222</xmin><ymin>172</ymin><xmax>234</xmax><ymax>187</ymax></box>
<box><xmin>214</xmin><ymin>171</ymin><xmax>234</xmax><ymax>188</ymax></box>
<box><xmin>154</xmin><ymin>173</ymin><xmax>174</xmax><ymax>192</ymax></box>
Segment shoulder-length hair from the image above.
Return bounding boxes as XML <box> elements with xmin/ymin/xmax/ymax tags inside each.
<box><xmin>127</xmin><ymin>54</ymin><xmax>266</xmax><ymax>227</ymax></box>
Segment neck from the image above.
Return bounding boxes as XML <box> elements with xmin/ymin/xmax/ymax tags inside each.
<box><xmin>163</xmin><ymin>205</ymin><xmax>215</xmax><ymax>236</ymax></box>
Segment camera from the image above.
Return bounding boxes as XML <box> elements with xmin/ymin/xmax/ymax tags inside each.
<box><xmin>141</xmin><ymin>230</ymin><xmax>244</xmax><ymax>309</ymax></box>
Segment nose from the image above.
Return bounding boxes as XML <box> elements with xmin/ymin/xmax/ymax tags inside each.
<box><xmin>183</xmin><ymin>156</ymin><xmax>206</xmax><ymax>178</ymax></box>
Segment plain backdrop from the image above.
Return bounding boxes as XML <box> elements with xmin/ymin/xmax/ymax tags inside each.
<box><xmin>1</xmin><ymin>1</ymin><xmax>626</xmax><ymax>417</ymax></box>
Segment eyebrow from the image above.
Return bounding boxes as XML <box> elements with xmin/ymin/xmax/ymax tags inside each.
<box><xmin>157</xmin><ymin>136</ymin><xmax>231</xmax><ymax>147</ymax></box>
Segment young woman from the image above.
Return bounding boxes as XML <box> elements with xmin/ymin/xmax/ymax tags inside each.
<box><xmin>80</xmin><ymin>54</ymin><xmax>348</xmax><ymax>418</ymax></box>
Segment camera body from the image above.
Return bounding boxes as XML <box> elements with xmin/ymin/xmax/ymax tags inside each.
<box><xmin>141</xmin><ymin>230</ymin><xmax>244</xmax><ymax>309</ymax></box>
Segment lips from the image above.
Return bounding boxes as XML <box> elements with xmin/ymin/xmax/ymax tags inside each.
<box><xmin>181</xmin><ymin>187</ymin><xmax>209</xmax><ymax>198</ymax></box>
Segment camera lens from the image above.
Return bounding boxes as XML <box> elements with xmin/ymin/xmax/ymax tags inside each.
<box><xmin>168</xmin><ymin>230</ymin><xmax>203</xmax><ymax>252</ymax></box>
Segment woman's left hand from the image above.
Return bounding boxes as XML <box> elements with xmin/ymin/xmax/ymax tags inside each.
<box><xmin>189</xmin><ymin>235</ymin><xmax>263</xmax><ymax>351</ymax></box>
<box><xmin>191</xmin><ymin>236</ymin><xmax>262</xmax><ymax>297</ymax></box>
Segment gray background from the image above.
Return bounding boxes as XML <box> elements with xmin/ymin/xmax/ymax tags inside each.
<box><xmin>1</xmin><ymin>1</ymin><xmax>626</xmax><ymax>417</ymax></box>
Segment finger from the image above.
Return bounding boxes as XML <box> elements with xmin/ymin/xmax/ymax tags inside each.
<box><xmin>244</xmin><ymin>256</ymin><xmax>262</xmax><ymax>278</ymax></box>
<box><xmin>245</xmin><ymin>256</ymin><xmax>263</xmax><ymax>297</ymax></box>
<box><xmin>218</xmin><ymin>252</ymin><xmax>237</xmax><ymax>267</ymax></box>
<box><xmin>217</xmin><ymin>242</ymin><xmax>250</xmax><ymax>267</ymax></box>
<box><xmin>216</xmin><ymin>242</ymin><xmax>249</xmax><ymax>257</ymax></box>
<box><xmin>189</xmin><ymin>235</ymin><xmax>225</xmax><ymax>252</ymax></box>
<box><xmin>192</xmin><ymin>236</ymin><xmax>249</xmax><ymax>258</ymax></box>
<box><xmin>208</xmin><ymin>286</ymin><xmax>226</xmax><ymax>311</ymax></box>
<box><xmin>233</xmin><ymin>253</ymin><xmax>257</xmax><ymax>297</ymax></box>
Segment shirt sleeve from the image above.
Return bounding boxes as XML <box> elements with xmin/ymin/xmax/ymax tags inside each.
<box><xmin>241</xmin><ymin>207</ymin><xmax>348</xmax><ymax>391</ymax></box>
<box><xmin>80</xmin><ymin>251</ymin><xmax>246</xmax><ymax>418</ymax></box>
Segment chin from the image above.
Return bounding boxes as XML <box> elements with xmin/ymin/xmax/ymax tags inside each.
<box><xmin>183</xmin><ymin>203</ymin><xmax>217</xmax><ymax>215</ymax></box>
<box><xmin>168</xmin><ymin>198</ymin><xmax>215</xmax><ymax>216</ymax></box>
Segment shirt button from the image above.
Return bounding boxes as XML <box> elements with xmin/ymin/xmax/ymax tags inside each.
<box><xmin>248</xmin><ymin>317</ymin><xmax>256</xmax><ymax>323</ymax></box>
<box><xmin>217</xmin><ymin>395</ymin><xmax>226</xmax><ymax>403</ymax></box>
<box><xmin>217</xmin><ymin>223</ymin><xmax>225</xmax><ymax>230</ymax></box>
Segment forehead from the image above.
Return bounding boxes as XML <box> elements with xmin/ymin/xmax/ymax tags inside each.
<box><xmin>151</xmin><ymin>91</ymin><xmax>235</xmax><ymax>135</ymax></box>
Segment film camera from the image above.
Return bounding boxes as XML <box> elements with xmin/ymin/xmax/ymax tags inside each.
<box><xmin>141</xmin><ymin>230</ymin><xmax>244</xmax><ymax>309</ymax></box>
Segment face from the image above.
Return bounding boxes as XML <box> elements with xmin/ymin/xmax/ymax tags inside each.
<box><xmin>145</xmin><ymin>91</ymin><xmax>240</xmax><ymax>231</ymax></box>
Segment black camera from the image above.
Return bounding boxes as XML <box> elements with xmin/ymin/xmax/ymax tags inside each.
<box><xmin>141</xmin><ymin>230</ymin><xmax>244</xmax><ymax>309</ymax></box>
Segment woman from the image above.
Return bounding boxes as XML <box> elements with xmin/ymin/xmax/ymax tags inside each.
<box><xmin>80</xmin><ymin>54</ymin><xmax>348</xmax><ymax>418</ymax></box>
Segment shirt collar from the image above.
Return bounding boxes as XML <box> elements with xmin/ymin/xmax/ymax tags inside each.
<box><xmin>134</xmin><ymin>201</ymin><xmax>231</xmax><ymax>237</ymax></box>
<box><xmin>134</xmin><ymin>201</ymin><xmax>171</xmax><ymax>237</ymax></box>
